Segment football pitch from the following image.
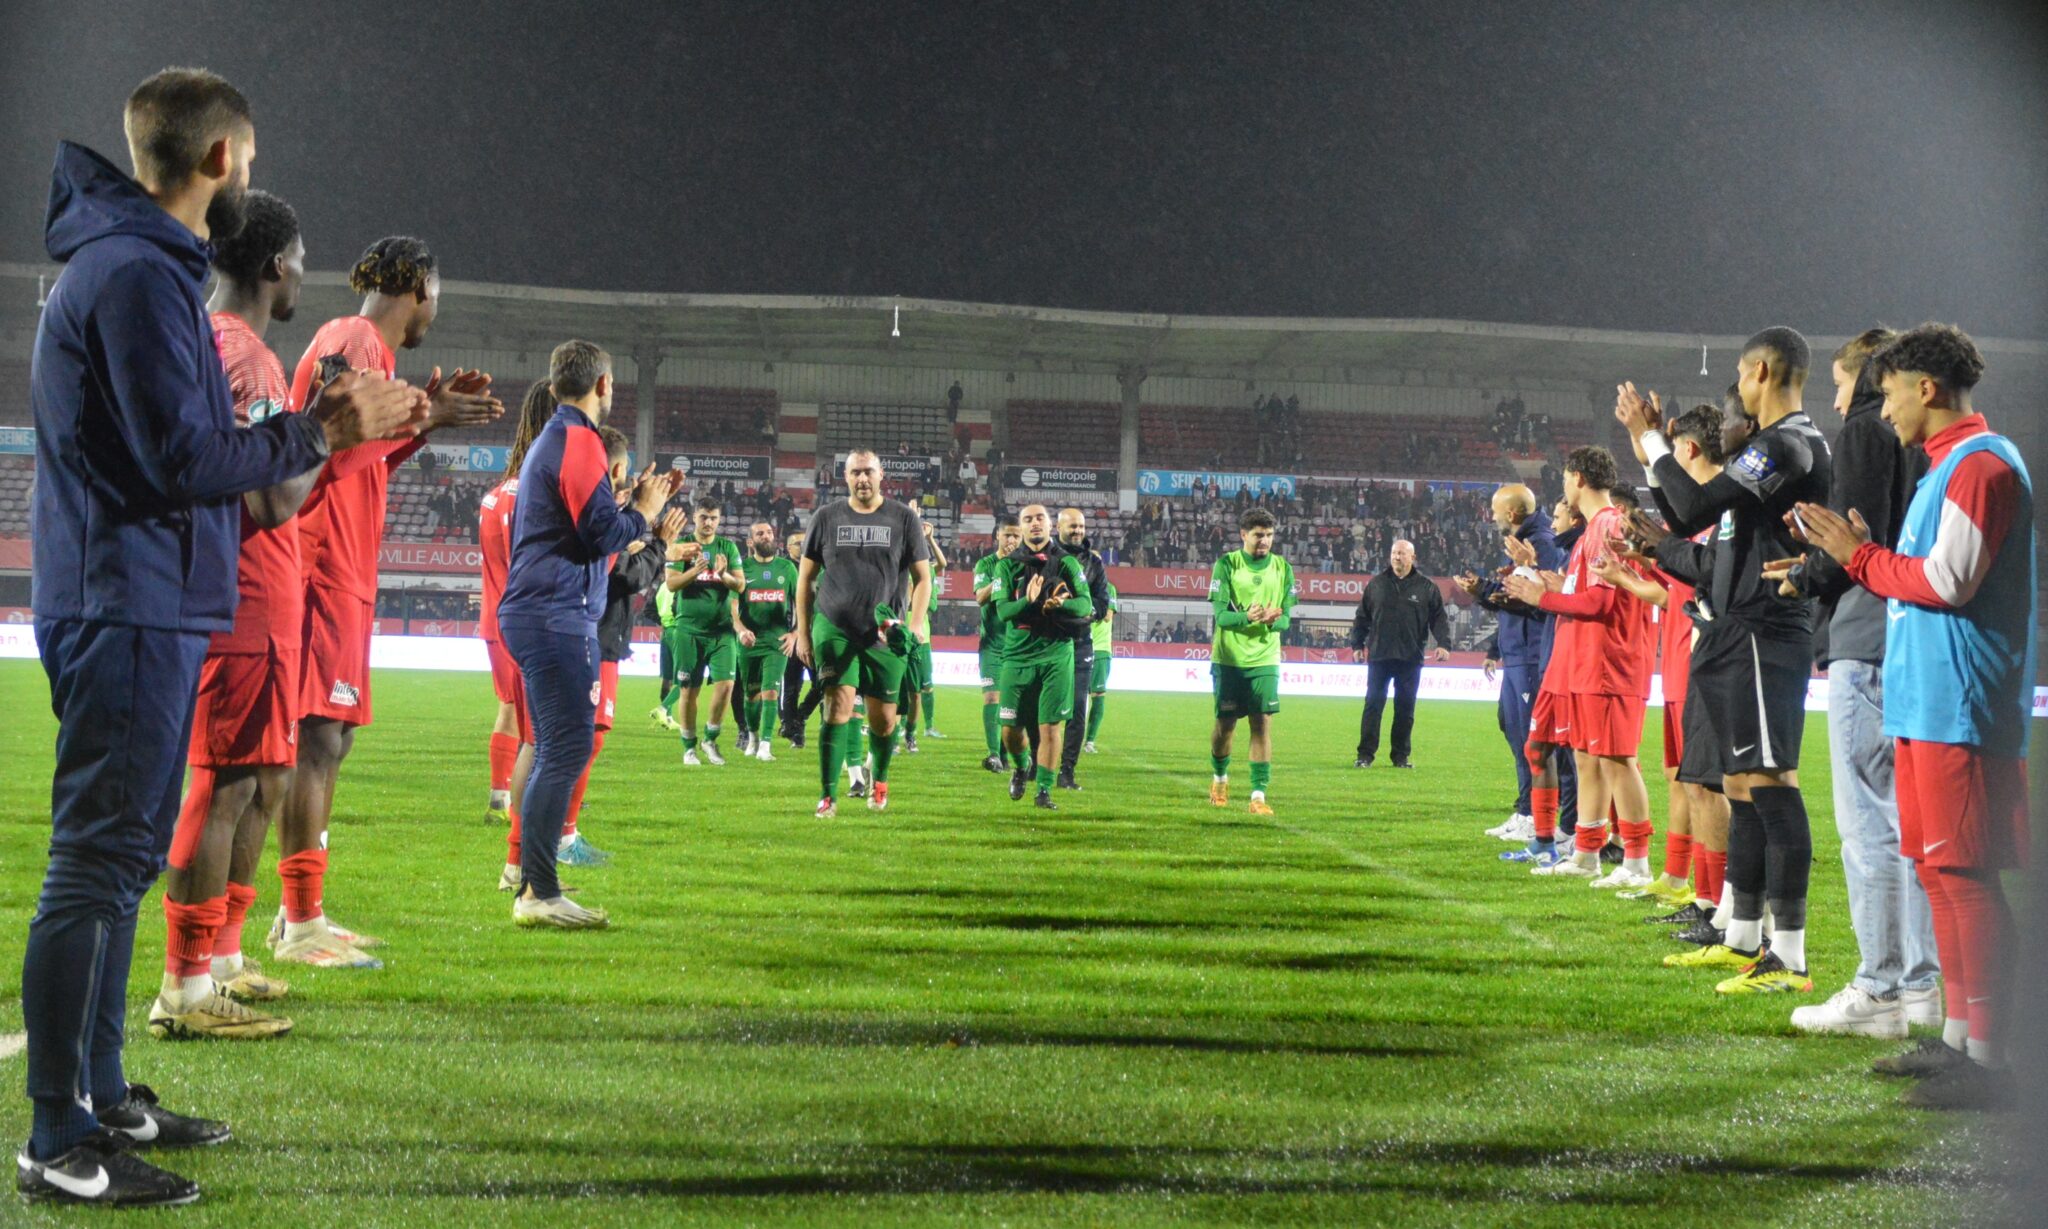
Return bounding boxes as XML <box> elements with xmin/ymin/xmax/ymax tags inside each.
<box><xmin>0</xmin><ymin>660</ymin><xmax>2002</xmax><ymax>1226</ymax></box>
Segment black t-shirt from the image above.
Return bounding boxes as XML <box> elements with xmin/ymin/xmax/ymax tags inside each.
<box><xmin>802</xmin><ymin>497</ymin><xmax>929</xmax><ymax>636</ymax></box>
<box><xmin>1651</xmin><ymin>411</ymin><xmax>1831</xmax><ymax>639</ymax></box>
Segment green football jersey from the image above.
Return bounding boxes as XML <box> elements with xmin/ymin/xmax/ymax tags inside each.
<box><xmin>1209</xmin><ymin>550</ymin><xmax>1296</xmax><ymax>669</ymax></box>
<box><xmin>1090</xmin><ymin>581</ymin><xmax>1118</xmax><ymax>654</ymax></box>
<box><xmin>993</xmin><ymin>551</ymin><xmax>1092</xmax><ymax>666</ymax></box>
<box><xmin>736</xmin><ymin>554</ymin><xmax>800</xmax><ymax>638</ymax></box>
<box><xmin>665</xmin><ymin>535</ymin><xmax>743</xmax><ymax>633</ymax></box>
<box><xmin>973</xmin><ymin>552</ymin><xmax>1007</xmax><ymax>645</ymax></box>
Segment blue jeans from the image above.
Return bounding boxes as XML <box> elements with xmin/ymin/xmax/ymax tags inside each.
<box><xmin>1827</xmin><ymin>660</ymin><xmax>1939</xmax><ymax>997</ymax></box>
<box><xmin>503</xmin><ymin>623</ymin><xmax>599</xmax><ymax>902</ymax></box>
<box><xmin>26</xmin><ymin>619</ymin><xmax>208</xmax><ymax>1157</ymax></box>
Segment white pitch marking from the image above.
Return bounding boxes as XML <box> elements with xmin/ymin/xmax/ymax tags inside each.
<box><xmin>0</xmin><ymin>1033</ymin><xmax>25</xmax><ymax>1061</ymax></box>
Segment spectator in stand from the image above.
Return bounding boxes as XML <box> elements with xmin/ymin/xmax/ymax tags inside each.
<box><xmin>947</xmin><ymin>380</ymin><xmax>963</xmax><ymax>423</ymax></box>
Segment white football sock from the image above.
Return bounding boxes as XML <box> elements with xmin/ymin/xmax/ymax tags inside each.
<box><xmin>1965</xmin><ymin>1036</ymin><xmax>1997</xmax><ymax>1066</ymax></box>
<box><xmin>1724</xmin><ymin>916</ymin><xmax>1764</xmax><ymax>953</ymax></box>
<box><xmin>1711</xmin><ymin>880</ymin><xmax>1733</xmax><ymax>930</ymax></box>
<box><xmin>282</xmin><ymin>916</ymin><xmax>329</xmax><ymax>946</ymax></box>
<box><xmin>1622</xmin><ymin>856</ymin><xmax>1649</xmax><ymax>876</ymax></box>
<box><xmin>1770</xmin><ymin>926</ymin><xmax>1806</xmax><ymax>972</ymax></box>
<box><xmin>1943</xmin><ymin>1018</ymin><xmax>1969</xmax><ymax>1051</ymax></box>
<box><xmin>489</xmin><ymin>788</ymin><xmax>510</xmax><ymax>809</ymax></box>
<box><xmin>210</xmin><ymin>952</ymin><xmax>244</xmax><ymax>980</ymax></box>
<box><xmin>159</xmin><ymin>972</ymin><xmax>213</xmax><ymax>1012</ymax></box>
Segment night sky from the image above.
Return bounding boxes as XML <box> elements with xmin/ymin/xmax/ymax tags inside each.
<box><xmin>4</xmin><ymin>1</ymin><xmax>2045</xmax><ymax>338</ymax></box>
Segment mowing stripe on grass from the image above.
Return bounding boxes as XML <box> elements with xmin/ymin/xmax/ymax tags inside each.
<box><xmin>1124</xmin><ymin>752</ymin><xmax>1558</xmax><ymax>950</ymax></box>
<box><xmin>0</xmin><ymin>1033</ymin><xmax>24</xmax><ymax>1062</ymax></box>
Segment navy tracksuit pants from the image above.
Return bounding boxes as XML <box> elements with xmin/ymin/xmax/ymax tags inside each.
<box><xmin>504</xmin><ymin>624</ymin><xmax>598</xmax><ymax>901</ymax></box>
<box><xmin>26</xmin><ymin>619</ymin><xmax>208</xmax><ymax>1157</ymax></box>
<box><xmin>1498</xmin><ymin>660</ymin><xmax>1577</xmax><ymax>832</ymax></box>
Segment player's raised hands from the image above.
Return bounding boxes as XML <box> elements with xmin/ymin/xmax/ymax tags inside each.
<box><xmin>420</xmin><ymin>367</ymin><xmax>504</xmax><ymax>431</ymax></box>
<box><xmin>1025</xmin><ymin>574</ymin><xmax>1045</xmax><ymax>603</ymax></box>
<box><xmin>1791</xmin><ymin>502</ymin><xmax>1869</xmax><ymax>565</ymax></box>
<box><xmin>1043</xmin><ymin>581</ymin><xmax>1071</xmax><ymax>611</ymax></box>
<box><xmin>308</xmin><ymin>369</ymin><xmax>427</xmax><ymax>452</ymax></box>
<box><xmin>630</xmin><ymin>464</ymin><xmax>684</xmax><ymax>519</ymax></box>
<box><xmin>1453</xmin><ymin>571</ymin><xmax>1482</xmax><ymax>594</ymax></box>
<box><xmin>1501</xmin><ymin>572</ymin><xmax>1547</xmax><ymax>606</ymax></box>
<box><xmin>1540</xmin><ymin>570</ymin><xmax>1564</xmax><ymax>592</ymax></box>
<box><xmin>1760</xmin><ymin>556</ymin><xmax>1804</xmax><ymax>598</ymax></box>
<box><xmin>654</xmin><ymin>507</ymin><xmax>688</xmax><ymax>542</ymax></box>
<box><xmin>1502</xmin><ymin>534</ymin><xmax>1537</xmax><ymax>569</ymax></box>
<box><xmin>1614</xmin><ymin>381</ymin><xmax>1661</xmax><ymax>442</ymax></box>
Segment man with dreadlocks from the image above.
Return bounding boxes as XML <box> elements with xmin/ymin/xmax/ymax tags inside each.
<box><xmin>481</xmin><ymin>381</ymin><xmax>554</xmax><ymax>844</ymax></box>
<box><xmin>271</xmin><ymin>235</ymin><xmax>504</xmax><ymax>969</ymax></box>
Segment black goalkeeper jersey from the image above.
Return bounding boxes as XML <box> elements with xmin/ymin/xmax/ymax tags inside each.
<box><xmin>1649</xmin><ymin>410</ymin><xmax>1831</xmax><ymax>640</ymax></box>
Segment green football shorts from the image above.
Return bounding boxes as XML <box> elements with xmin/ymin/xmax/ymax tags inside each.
<box><xmin>977</xmin><ymin>644</ymin><xmax>1004</xmax><ymax>691</ymax></box>
<box><xmin>1211</xmin><ymin>663</ymin><xmax>1280</xmax><ymax>719</ymax></box>
<box><xmin>1088</xmin><ymin>652</ymin><xmax>1111</xmax><ymax>696</ymax></box>
<box><xmin>670</xmin><ymin>628</ymin><xmax>737</xmax><ymax>686</ymax></box>
<box><xmin>738</xmin><ymin>644</ymin><xmax>788</xmax><ymax>696</ymax></box>
<box><xmin>809</xmin><ymin>615</ymin><xmax>906</xmax><ymax>702</ymax></box>
<box><xmin>1000</xmin><ymin>650</ymin><xmax>1075</xmax><ymax>727</ymax></box>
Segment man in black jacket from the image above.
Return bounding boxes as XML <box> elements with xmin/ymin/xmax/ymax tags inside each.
<box><xmin>1763</xmin><ymin>329</ymin><xmax>1939</xmax><ymax>1037</ymax></box>
<box><xmin>1054</xmin><ymin>507</ymin><xmax>1111</xmax><ymax>789</ymax></box>
<box><xmin>1349</xmin><ymin>539</ymin><xmax>1454</xmax><ymax>767</ymax></box>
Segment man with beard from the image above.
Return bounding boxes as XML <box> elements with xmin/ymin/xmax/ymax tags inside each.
<box><xmin>1053</xmin><ymin>508</ymin><xmax>1110</xmax><ymax>790</ymax></box>
<box><xmin>271</xmin><ymin>234</ymin><xmax>504</xmax><ymax>969</ymax></box>
<box><xmin>734</xmin><ymin>521</ymin><xmax>801</xmax><ymax>762</ymax></box>
<box><xmin>21</xmin><ymin>68</ymin><xmax>420</xmax><ymax>1206</ymax></box>
<box><xmin>1208</xmin><ymin>508</ymin><xmax>1297</xmax><ymax>814</ymax></box>
<box><xmin>992</xmin><ymin>504</ymin><xmax>1095</xmax><ymax>810</ymax></box>
<box><xmin>796</xmin><ymin>450</ymin><xmax>932</xmax><ymax>816</ymax></box>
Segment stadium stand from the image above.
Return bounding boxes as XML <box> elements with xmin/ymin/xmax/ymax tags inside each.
<box><xmin>0</xmin><ymin>454</ymin><xmax>32</xmax><ymax>536</ymax></box>
<box><xmin>1006</xmin><ymin>399</ymin><xmax>1121</xmax><ymax>466</ymax></box>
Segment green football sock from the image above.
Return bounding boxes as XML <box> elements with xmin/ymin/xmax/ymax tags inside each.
<box><xmin>662</xmin><ymin>683</ymin><xmax>683</xmax><ymax>709</ymax></box>
<box><xmin>680</xmin><ymin>728</ymin><xmax>698</xmax><ymax>751</ymax></box>
<box><xmin>819</xmin><ymin>720</ymin><xmax>844</xmax><ymax>796</ymax></box>
<box><xmin>922</xmin><ymin>689</ymin><xmax>937</xmax><ymax>732</ymax></box>
<box><xmin>870</xmin><ymin>728</ymin><xmax>896</xmax><ymax>783</ymax></box>
<box><xmin>704</xmin><ymin>724</ymin><xmax>721</xmax><ymax>747</ymax></box>
<box><xmin>982</xmin><ymin>703</ymin><xmax>1002</xmax><ymax>754</ymax></box>
<box><xmin>1035</xmin><ymin>765</ymin><xmax>1056</xmax><ymax>792</ymax></box>
<box><xmin>1010</xmin><ymin>746</ymin><xmax>1030</xmax><ymax>773</ymax></box>
<box><xmin>1086</xmin><ymin>694</ymin><xmax>1105</xmax><ymax>742</ymax></box>
<box><xmin>1211</xmin><ymin>754</ymin><xmax>1230</xmax><ymax>778</ymax></box>
<box><xmin>1250</xmin><ymin>761</ymin><xmax>1271</xmax><ymax>793</ymax></box>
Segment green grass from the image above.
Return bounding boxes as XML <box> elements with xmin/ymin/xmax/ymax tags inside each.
<box><xmin>0</xmin><ymin>659</ymin><xmax>2006</xmax><ymax>1225</ymax></box>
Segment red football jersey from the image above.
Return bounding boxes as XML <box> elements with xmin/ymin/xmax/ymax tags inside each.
<box><xmin>287</xmin><ymin>316</ymin><xmax>419</xmax><ymax>601</ymax></box>
<box><xmin>1656</xmin><ymin>529</ymin><xmax>1711</xmax><ymax>709</ymax></box>
<box><xmin>478</xmin><ymin>477</ymin><xmax>520</xmax><ymax>641</ymax></box>
<box><xmin>1554</xmin><ymin>504</ymin><xmax>1656</xmax><ymax>698</ymax></box>
<box><xmin>208</xmin><ymin>311</ymin><xmax>303</xmax><ymax>655</ymax></box>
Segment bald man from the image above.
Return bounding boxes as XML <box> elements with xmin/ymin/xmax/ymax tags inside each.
<box><xmin>1348</xmin><ymin>539</ymin><xmax>1453</xmax><ymax>768</ymax></box>
<box><xmin>1459</xmin><ymin>484</ymin><xmax>1568</xmax><ymax>839</ymax></box>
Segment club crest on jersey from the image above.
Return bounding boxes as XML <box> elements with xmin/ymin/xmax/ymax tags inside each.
<box><xmin>1717</xmin><ymin>510</ymin><xmax>1736</xmax><ymax>541</ymax></box>
<box><xmin>1731</xmin><ymin>446</ymin><xmax>1775</xmax><ymax>484</ymax></box>
<box><xmin>590</xmin><ymin>680</ymin><xmax>603</xmax><ymax>706</ymax></box>
<box><xmin>328</xmin><ymin>680</ymin><xmax>360</xmax><ymax>708</ymax></box>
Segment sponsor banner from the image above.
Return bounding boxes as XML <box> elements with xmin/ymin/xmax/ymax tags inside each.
<box><xmin>1005</xmin><ymin>464</ymin><xmax>1118</xmax><ymax>492</ymax></box>
<box><xmin>0</xmin><ymin>426</ymin><xmax>34</xmax><ymax>455</ymax></box>
<box><xmin>1097</xmin><ymin>565</ymin><xmax>1456</xmax><ymax>605</ymax></box>
<box><xmin>671</xmin><ymin>451</ymin><xmax>772</xmax><ymax>482</ymax></box>
<box><xmin>405</xmin><ymin>443</ymin><xmax>513</xmax><ymax>473</ymax></box>
<box><xmin>379</xmin><ymin>543</ymin><xmax>485</xmax><ymax>572</ymax></box>
<box><xmin>838</xmin><ymin>452</ymin><xmax>940</xmax><ymax>482</ymax></box>
<box><xmin>1137</xmin><ymin>468</ymin><xmax>1296</xmax><ymax>499</ymax></box>
<box><xmin>5</xmin><ymin>619</ymin><xmax>2048</xmax><ymax>715</ymax></box>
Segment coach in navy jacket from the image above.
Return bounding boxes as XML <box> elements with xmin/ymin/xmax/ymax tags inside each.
<box><xmin>1470</xmin><ymin>488</ymin><xmax>1565</xmax><ymax>822</ymax></box>
<box><xmin>23</xmin><ymin>87</ymin><xmax>417</xmax><ymax>1178</ymax></box>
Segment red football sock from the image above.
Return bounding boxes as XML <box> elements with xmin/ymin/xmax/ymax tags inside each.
<box><xmin>277</xmin><ymin>849</ymin><xmax>328</xmax><ymax>924</ymax></box>
<box><xmin>1531</xmin><ymin>788</ymin><xmax>1558</xmax><ymax>840</ymax></box>
<box><xmin>563</xmin><ymin>730</ymin><xmax>606</xmax><ymax>839</ymax></box>
<box><xmin>1618</xmin><ymin>818</ymin><xmax>1654</xmax><ymax>861</ymax></box>
<box><xmin>167</xmin><ymin>766</ymin><xmax>215</xmax><ymax>872</ymax></box>
<box><xmin>1937</xmin><ymin>866</ymin><xmax>2010</xmax><ymax>1047</ymax></box>
<box><xmin>506</xmin><ymin>793</ymin><xmax>523</xmax><ymax>866</ymax></box>
<box><xmin>1695</xmin><ymin>847</ymin><xmax>1726</xmax><ymax>903</ymax></box>
<box><xmin>1661</xmin><ymin>832</ymin><xmax>1692</xmax><ymax>880</ymax></box>
<box><xmin>489</xmin><ymin>732</ymin><xmax>517</xmax><ymax>794</ymax></box>
<box><xmin>1574</xmin><ymin>821</ymin><xmax>1609</xmax><ymax>854</ymax></box>
<box><xmin>163</xmin><ymin>895</ymin><xmax>227</xmax><ymax>977</ymax></box>
<box><xmin>1916</xmin><ymin>859</ymin><xmax>1965</xmax><ymax>1027</ymax></box>
<box><xmin>215</xmin><ymin>881</ymin><xmax>257</xmax><ymax>957</ymax></box>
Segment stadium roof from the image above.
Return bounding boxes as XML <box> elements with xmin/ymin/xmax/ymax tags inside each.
<box><xmin>4</xmin><ymin>262</ymin><xmax>2044</xmax><ymax>388</ymax></box>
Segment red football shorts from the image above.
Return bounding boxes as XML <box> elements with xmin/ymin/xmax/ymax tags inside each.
<box><xmin>486</xmin><ymin>637</ymin><xmax>532</xmax><ymax>742</ymax></box>
<box><xmin>1660</xmin><ymin>700</ymin><xmax>1684</xmax><ymax>770</ymax></box>
<box><xmin>300</xmin><ymin>585</ymin><xmax>373</xmax><ymax>726</ymax></box>
<box><xmin>1569</xmin><ymin>693</ymin><xmax>1645</xmax><ymax>758</ymax></box>
<box><xmin>1527</xmin><ymin>689</ymin><xmax>1571</xmax><ymax>747</ymax></box>
<box><xmin>594</xmin><ymin>659</ymin><xmax>619</xmax><ymax>732</ymax></box>
<box><xmin>189</xmin><ymin>648</ymin><xmax>300</xmax><ymax>767</ymax></box>
<box><xmin>1895</xmin><ymin>737</ymin><xmax>2030</xmax><ymax>871</ymax></box>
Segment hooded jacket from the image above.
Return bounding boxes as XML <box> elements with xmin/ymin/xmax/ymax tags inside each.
<box><xmin>31</xmin><ymin>142</ymin><xmax>330</xmax><ymax>631</ymax></box>
<box><xmin>1056</xmin><ymin>533</ymin><xmax>1110</xmax><ymax>645</ymax></box>
<box><xmin>1790</xmin><ymin>372</ymin><xmax>1926</xmax><ymax>666</ymax></box>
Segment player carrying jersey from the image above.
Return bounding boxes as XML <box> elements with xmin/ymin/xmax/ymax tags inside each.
<box><xmin>990</xmin><ymin>504</ymin><xmax>1094</xmax><ymax>809</ymax></box>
